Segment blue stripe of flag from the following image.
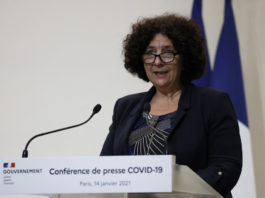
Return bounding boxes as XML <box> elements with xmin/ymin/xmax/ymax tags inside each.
<box><xmin>191</xmin><ymin>0</ymin><xmax>211</xmax><ymax>86</ymax></box>
<box><xmin>210</xmin><ymin>0</ymin><xmax>248</xmax><ymax>126</ymax></box>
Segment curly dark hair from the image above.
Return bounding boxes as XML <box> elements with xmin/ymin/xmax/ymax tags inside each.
<box><xmin>123</xmin><ymin>14</ymin><xmax>206</xmax><ymax>84</ymax></box>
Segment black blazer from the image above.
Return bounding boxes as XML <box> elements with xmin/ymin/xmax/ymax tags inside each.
<box><xmin>101</xmin><ymin>83</ymin><xmax>242</xmax><ymax>198</ymax></box>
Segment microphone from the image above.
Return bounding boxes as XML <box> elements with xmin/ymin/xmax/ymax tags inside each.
<box><xmin>143</xmin><ymin>103</ymin><xmax>168</xmax><ymax>154</ymax></box>
<box><xmin>22</xmin><ymin>104</ymin><xmax>102</xmax><ymax>158</ymax></box>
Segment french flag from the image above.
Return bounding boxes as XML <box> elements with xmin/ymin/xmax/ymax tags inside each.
<box><xmin>3</xmin><ymin>162</ymin><xmax>15</xmax><ymax>168</ymax></box>
<box><xmin>191</xmin><ymin>0</ymin><xmax>256</xmax><ymax>197</ymax></box>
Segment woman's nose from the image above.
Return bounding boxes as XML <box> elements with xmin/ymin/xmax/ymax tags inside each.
<box><xmin>154</xmin><ymin>55</ymin><xmax>164</xmax><ymax>67</ymax></box>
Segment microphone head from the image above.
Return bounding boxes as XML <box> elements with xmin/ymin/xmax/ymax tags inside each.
<box><xmin>93</xmin><ymin>104</ymin><xmax>102</xmax><ymax>114</ymax></box>
<box><xmin>143</xmin><ymin>103</ymin><xmax>151</xmax><ymax>113</ymax></box>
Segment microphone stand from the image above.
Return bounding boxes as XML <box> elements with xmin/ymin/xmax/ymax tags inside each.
<box><xmin>22</xmin><ymin>104</ymin><xmax>101</xmax><ymax>158</ymax></box>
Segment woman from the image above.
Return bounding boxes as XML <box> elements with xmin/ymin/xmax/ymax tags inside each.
<box><xmin>100</xmin><ymin>14</ymin><xmax>242</xmax><ymax>198</ymax></box>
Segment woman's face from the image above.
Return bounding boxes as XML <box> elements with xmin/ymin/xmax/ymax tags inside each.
<box><xmin>143</xmin><ymin>33</ymin><xmax>182</xmax><ymax>92</ymax></box>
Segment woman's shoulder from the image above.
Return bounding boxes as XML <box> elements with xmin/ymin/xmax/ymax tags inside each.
<box><xmin>116</xmin><ymin>86</ymin><xmax>155</xmax><ymax>105</ymax></box>
<box><xmin>183</xmin><ymin>84</ymin><xmax>233</xmax><ymax>111</ymax></box>
<box><xmin>111</xmin><ymin>90</ymin><xmax>150</xmax><ymax>119</ymax></box>
<box><xmin>188</xmin><ymin>84</ymin><xmax>230</xmax><ymax>103</ymax></box>
<box><xmin>119</xmin><ymin>91</ymin><xmax>147</xmax><ymax>102</ymax></box>
<box><xmin>115</xmin><ymin>92</ymin><xmax>146</xmax><ymax>107</ymax></box>
<box><xmin>188</xmin><ymin>84</ymin><xmax>235</xmax><ymax>113</ymax></box>
<box><xmin>113</xmin><ymin>91</ymin><xmax>147</xmax><ymax>112</ymax></box>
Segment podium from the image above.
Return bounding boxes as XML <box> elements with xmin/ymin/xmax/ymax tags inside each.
<box><xmin>0</xmin><ymin>155</ymin><xmax>223</xmax><ymax>198</ymax></box>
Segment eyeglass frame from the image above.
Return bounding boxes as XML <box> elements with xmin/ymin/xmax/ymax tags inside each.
<box><xmin>142</xmin><ymin>51</ymin><xmax>179</xmax><ymax>64</ymax></box>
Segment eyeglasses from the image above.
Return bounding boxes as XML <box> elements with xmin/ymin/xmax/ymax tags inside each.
<box><xmin>143</xmin><ymin>52</ymin><xmax>178</xmax><ymax>64</ymax></box>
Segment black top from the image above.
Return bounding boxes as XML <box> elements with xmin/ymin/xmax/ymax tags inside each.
<box><xmin>100</xmin><ymin>83</ymin><xmax>242</xmax><ymax>198</ymax></box>
<box><xmin>128</xmin><ymin>111</ymin><xmax>177</xmax><ymax>155</ymax></box>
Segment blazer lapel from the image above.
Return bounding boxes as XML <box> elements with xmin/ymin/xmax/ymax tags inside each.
<box><xmin>169</xmin><ymin>83</ymin><xmax>192</xmax><ymax>133</ymax></box>
<box><xmin>115</xmin><ymin>87</ymin><xmax>156</xmax><ymax>155</ymax></box>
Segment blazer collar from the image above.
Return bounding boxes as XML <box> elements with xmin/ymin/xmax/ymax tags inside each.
<box><xmin>129</xmin><ymin>86</ymin><xmax>156</xmax><ymax>116</ymax></box>
<box><xmin>178</xmin><ymin>83</ymin><xmax>192</xmax><ymax>111</ymax></box>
